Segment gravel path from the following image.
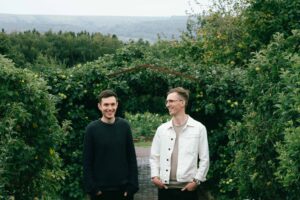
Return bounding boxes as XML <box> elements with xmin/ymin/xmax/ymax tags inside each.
<box><xmin>135</xmin><ymin>147</ymin><xmax>151</xmax><ymax>157</ymax></box>
<box><xmin>135</xmin><ymin>147</ymin><xmax>157</xmax><ymax>200</ymax></box>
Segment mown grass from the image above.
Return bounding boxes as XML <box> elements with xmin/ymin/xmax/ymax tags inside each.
<box><xmin>134</xmin><ymin>140</ymin><xmax>152</xmax><ymax>147</ymax></box>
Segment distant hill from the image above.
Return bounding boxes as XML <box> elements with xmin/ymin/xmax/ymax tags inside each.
<box><xmin>0</xmin><ymin>14</ymin><xmax>189</xmax><ymax>42</ymax></box>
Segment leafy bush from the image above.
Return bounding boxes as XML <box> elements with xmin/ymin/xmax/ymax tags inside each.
<box><xmin>189</xmin><ymin>64</ymin><xmax>246</xmax><ymax>197</ymax></box>
<box><xmin>242</xmin><ymin>0</ymin><xmax>300</xmax><ymax>50</ymax></box>
<box><xmin>274</xmin><ymin>36</ymin><xmax>300</xmax><ymax>198</ymax></box>
<box><xmin>125</xmin><ymin>112</ymin><xmax>170</xmax><ymax>141</ymax></box>
<box><xmin>227</xmin><ymin>30</ymin><xmax>300</xmax><ymax>199</ymax></box>
<box><xmin>0</xmin><ymin>55</ymin><xmax>64</xmax><ymax>199</ymax></box>
<box><xmin>276</xmin><ymin>125</ymin><xmax>300</xmax><ymax>198</ymax></box>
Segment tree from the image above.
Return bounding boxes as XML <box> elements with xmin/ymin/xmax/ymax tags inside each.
<box><xmin>242</xmin><ymin>0</ymin><xmax>300</xmax><ymax>50</ymax></box>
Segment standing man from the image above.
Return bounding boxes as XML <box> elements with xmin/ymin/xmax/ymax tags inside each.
<box><xmin>83</xmin><ymin>89</ymin><xmax>139</xmax><ymax>200</ymax></box>
<box><xmin>150</xmin><ymin>87</ymin><xmax>209</xmax><ymax>200</ymax></box>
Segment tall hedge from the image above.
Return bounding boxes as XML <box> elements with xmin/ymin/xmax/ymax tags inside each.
<box><xmin>0</xmin><ymin>55</ymin><xmax>64</xmax><ymax>199</ymax></box>
<box><xmin>227</xmin><ymin>30</ymin><xmax>300</xmax><ymax>199</ymax></box>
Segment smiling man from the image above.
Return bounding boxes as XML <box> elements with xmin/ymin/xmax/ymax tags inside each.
<box><xmin>150</xmin><ymin>87</ymin><xmax>209</xmax><ymax>200</ymax></box>
<box><xmin>83</xmin><ymin>89</ymin><xmax>139</xmax><ymax>200</ymax></box>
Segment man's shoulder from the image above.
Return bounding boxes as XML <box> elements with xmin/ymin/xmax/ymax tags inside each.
<box><xmin>115</xmin><ymin>117</ymin><xmax>132</xmax><ymax>131</ymax></box>
<box><xmin>157</xmin><ymin>120</ymin><xmax>172</xmax><ymax>130</ymax></box>
<box><xmin>116</xmin><ymin>117</ymin><xmax>130</xmax><ymax>125</ymax></box>
<box><xmin>86</xmin><ymin>120</ymin><xmax>100</xmax><ymax>129</ymax></box>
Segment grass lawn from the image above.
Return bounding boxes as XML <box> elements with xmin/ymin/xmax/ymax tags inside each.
<box><xmin>134</xmin><ymin>140</ymin><xmax>152</xmax><ymax>147</ymax></box>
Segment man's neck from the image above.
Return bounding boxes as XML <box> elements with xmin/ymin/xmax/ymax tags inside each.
<box><xmin>101</xmin><ymin>117</ymin><xmax>116</xmax><ymax>124</ymax></box>
<box><xmin>172</xmin><ymin>113</ymin><xmax>188</xmax><ymax>126</ymax></box>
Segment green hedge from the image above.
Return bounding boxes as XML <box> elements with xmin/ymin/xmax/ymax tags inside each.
<box><xmin>227</xmin><ymin>31</ymin><xmax>300</xmax><ymax>199</ymax></box>
<box><xmin>0</xmin><ymin>55</ymin><xmax>65</xmax><ymax>199</ymax></box>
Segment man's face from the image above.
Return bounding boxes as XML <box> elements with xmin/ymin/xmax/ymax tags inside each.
<box><xmin>165</xmin><ymin>92</ymin><xmax>185</xmax><ymax>116</ymax></box>
<box><xmin>98</xmin><ymin>96</ymin><xmax>118</xmax><ymax>120</ymax></box>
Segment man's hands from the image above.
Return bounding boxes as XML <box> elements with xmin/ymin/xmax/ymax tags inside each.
<box><xmin>151</xmin><ymin>176</ymin><xmax>168</xmax><ymax>189</ymax></box>
<box><xmin>95</xmin><ymin>191</ymin><xmax>128</xmax><ymax>197</ymax></box>
<box><xmin>151</xmin><ymin>177</ymin><xmax>198</xmax><ymax>191</ymax></box>
<box><xmin>181</xmin><ymin>181</ymin><xmax>198</xmax><ymax>191</ymax></box>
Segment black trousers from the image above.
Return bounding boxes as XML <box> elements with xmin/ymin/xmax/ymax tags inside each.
<box><xmin>90</xmin><ymin>191</ymin><xmax>134</xmax><ymax>200</ymax></box>
<box><xmin>158</xmin><ymin>188</ymin><xmax>197</xmax><ymax>200</ymax></box>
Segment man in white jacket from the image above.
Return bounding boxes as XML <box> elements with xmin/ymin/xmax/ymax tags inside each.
<box><xmin>150</xmin><ymin>87</ymin><xmax>209</xmax><ymax>200</ymax></box>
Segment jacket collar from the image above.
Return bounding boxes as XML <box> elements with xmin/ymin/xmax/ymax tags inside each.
<box><xmin>166</xmin><ymin>115</ymin><xmax>197</xmax><ymax>129</ymax></box>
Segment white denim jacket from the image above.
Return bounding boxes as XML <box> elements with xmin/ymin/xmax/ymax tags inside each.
<box><xmin>150</xmin><ymin>116</ymin><xmax>209</xmax><ymax>184</ymax></box>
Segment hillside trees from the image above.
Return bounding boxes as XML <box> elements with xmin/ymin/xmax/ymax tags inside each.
<box><xmin>0</xmin><ymin>30</ymin><xmax>124</xmax><ymax>68</ymax></box>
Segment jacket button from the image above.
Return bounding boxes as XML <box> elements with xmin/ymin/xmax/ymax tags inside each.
<box><xmin>166</xmin><ymin>159</ymin><xmax>169</xmax><ymax>161</ymax></box>
<box><xmin>166</xmin><ymin>169</ymin><xmax>168</xmax><ymax>172</ymax></box>
<box><xmin>171</xmin><ymin>138</ymin><xmax>174</xmax><ymax>140</ymax></box>
<box><xmin>168</xmin><ymin>148</ymin><xmax>171</xmax><ymax>151</ymax></box>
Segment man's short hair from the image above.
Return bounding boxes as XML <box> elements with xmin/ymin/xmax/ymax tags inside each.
<box><xmin>98</xmin><ymin>89</ymin><xmax>118</xmax><ymax>103</ymax></box>
<box><xmin>167</xmin><ymin>87</ymin><xmax>189</xmax><ymax>105</ymax></box>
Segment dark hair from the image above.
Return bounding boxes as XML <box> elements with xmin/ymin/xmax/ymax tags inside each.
<box><xmin>167</xmin><ymin>87</ymin><xmax>189</xmax><ymax>105</ymax></box>
<box><xmin>98</xmin><ymin>90</ymin><xmax>118</xmax><ymax>103</ymax></box>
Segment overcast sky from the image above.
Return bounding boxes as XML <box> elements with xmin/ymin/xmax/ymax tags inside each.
<box><xmin>0</xmin><ymin>0</ymin><xmax>211</xmax><ymax>16</ymax></box>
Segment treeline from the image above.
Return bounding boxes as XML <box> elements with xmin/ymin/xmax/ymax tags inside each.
<box><xmin>0</xmin><ymin>14</ymin><xmax>188</xmax><ymax>42</ymax></box>
<box><xmin>0</xmin><ymin>29</ymin><xmax>123</xmax><ymax>68</ymax></box>
<box><xmin>1</xmin><ymin>0</ymin><xmax>300</xmax><ymax>199</ymax></box>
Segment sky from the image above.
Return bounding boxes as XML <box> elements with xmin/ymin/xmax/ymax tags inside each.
<box><xmin>0</xmin><ymin>0</ymin><xmax>211</xmax><ymax>16</ymax></box>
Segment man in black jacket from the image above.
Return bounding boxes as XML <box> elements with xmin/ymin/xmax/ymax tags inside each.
<box><xmin>83</xmin><ymin>89</ymin><xmax>139</xmax><ymax>200</ymax></box>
